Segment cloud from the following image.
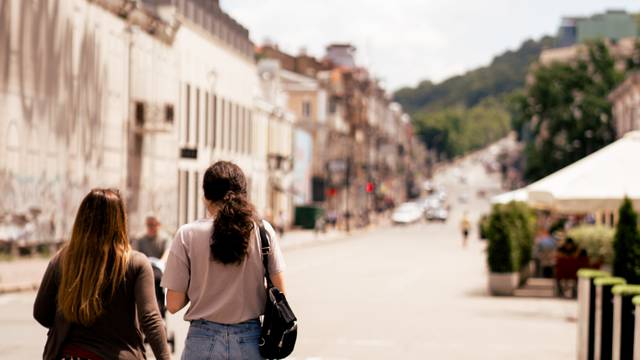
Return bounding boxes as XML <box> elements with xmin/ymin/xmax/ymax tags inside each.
<box><xmin>221</xmin><ymin>0</ymin><xmax>640</xmax><ymax>91</ymax></box>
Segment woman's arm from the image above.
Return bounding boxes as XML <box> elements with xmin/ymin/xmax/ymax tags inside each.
<box><xmin>166</xmin><ymin>290</ymin><xmax>189</xmax><ymax>314</ymax></box>
<box><xmin>270</xmin><ymin>272</ymin><xmax>286</xmax><ymax>294</ymax></box>
<box><xmin>134</xmin><ymin>258</ymin><xmax>171</xmax><ymax>360</ymax></box>
<box><xmin>33</xmin><ymin>257</ymin><xmax>59</xmax><ymax>328</ymax></box>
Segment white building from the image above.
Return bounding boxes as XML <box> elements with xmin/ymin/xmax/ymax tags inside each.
<box><xmin>0</xmin><ymin>0</ymin><xmax>269</xmax><ymax>241</ymax></box>
<box><xmin>256</xmin><ymin>59</ymin><xmax>295</xmax><ymax>225</ymax></box>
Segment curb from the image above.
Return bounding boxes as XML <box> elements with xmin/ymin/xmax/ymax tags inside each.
<box><xmin>0</xmin><ymin>282</ymin><xmax>39</xmax><ymax>295</ymax></box>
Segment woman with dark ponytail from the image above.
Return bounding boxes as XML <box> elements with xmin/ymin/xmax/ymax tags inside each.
<box><xmin>162</xmin><ymin>161</ymin><xmax>286</xmax><ymax>360</ymax></box>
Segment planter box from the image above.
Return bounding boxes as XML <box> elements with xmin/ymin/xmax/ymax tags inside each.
<box><xmin>488</xmin><ymin>272</ymin><xmax>519</xmax><ymax>296</ymax></box>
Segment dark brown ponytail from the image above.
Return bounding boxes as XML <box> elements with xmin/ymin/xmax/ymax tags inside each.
<box><xmin>203</xmin><ymin>161</ymin><xmax>256</xmax><ymax>265</ymax></box>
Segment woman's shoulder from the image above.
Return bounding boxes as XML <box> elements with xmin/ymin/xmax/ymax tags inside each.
<box><xmin>128</xmin><ymin>250</ymin><xmax>151</xmax><ymax>268</ymax></box>
<box><xmin>177</xmin><ymin>219</ymin><xmax>213</xmax><ymax>235</ymax></box>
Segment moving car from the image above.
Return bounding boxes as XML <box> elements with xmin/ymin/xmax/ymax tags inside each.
<box><xmin>425</xmin><ymin>207</ymin><xmax>449</xmax><ymax>222</ymax></box>
<box><xmin>391</xmin><ymin>202</ymin><xmax>424</xmax><ymax>224</ymax></box>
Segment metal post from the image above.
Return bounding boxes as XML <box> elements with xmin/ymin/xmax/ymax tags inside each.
<box><xmin>345</xmin><ymin>157</ymin><xmax>351</xmax><ymax>234</ymax></box>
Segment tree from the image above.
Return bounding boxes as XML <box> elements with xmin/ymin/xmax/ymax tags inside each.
<box><xmin>613</xmin><ymin>198</ymin><xmax>640</xmax><ymax>282</ymax></box>
<box><xmin>412</xmin><ymin>100</ymin><xmax>510</xmax><ymax>160</ymax></box>
<box><xmin>514</xmin><ymin>41</ymin><xmax>624</xmax><ymax>182</ymax></box>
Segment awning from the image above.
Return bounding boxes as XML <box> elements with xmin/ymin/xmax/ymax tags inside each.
<box><xmin>526</xmin><ymin>131</ymin><xmax>640</xmax><ymax>213</ymax></box>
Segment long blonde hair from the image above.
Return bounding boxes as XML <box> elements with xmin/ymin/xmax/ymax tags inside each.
<box><xmin>58</xmin><ymin>188</ymin><xmax>130</xmax><ymax>326</ymax></box>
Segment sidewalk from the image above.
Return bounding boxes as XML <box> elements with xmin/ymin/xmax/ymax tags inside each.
<box><xmin>0</xmin><ymin>257</ymin><xmax>48</xmax><ymax>294</ymax></box>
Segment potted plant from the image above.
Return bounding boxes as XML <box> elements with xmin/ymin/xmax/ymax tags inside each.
<box><xmin>487</xmin><ymin>204</ymin><xmax>521</xmax><ymax>295</ymax></box>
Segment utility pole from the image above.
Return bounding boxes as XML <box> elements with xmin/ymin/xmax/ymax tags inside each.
<box><xmin>345</xmin><ymin>156</ymin><xmax>351</xmax><ymax>234</ymax></box>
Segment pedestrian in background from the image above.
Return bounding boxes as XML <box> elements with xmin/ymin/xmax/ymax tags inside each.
<box><xmin>162</xmin><ymin>161</ymin><xmax>287</xmax><ymax>360</ymax></box>
<box><xmin>134</xmin><ymin>215</ymin><xmax>171</xmax><ymax>260</ymax></box>
<box><xmin>460</xmin><ymin>212</ymin><xmax>471</xmax><ymax>247</ymax></box>
<box><xmin>33</xmin><ymin>188</ymin><xmax>170</xmax><ymax>360</ymax></box>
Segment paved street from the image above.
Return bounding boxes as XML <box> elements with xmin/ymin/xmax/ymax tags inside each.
<box><xmin>0</xmin><ymin>155</ymin><xmax>576</xmax><ymax>359</ymax></box>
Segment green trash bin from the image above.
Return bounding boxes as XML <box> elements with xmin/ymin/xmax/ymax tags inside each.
<box><xmin>594</xmin><ymin>277</ymin><xmax>626</xmax><ymax>360</ymax></box>
<box><xmin>294</xmin><ymin>206</ymin><xmax>325</xmax><ymax>229</ymax></box>
<box><xmin>578</xmin><ymin>269</ymin><xmax>610</xmax><ymax>360</ymax></box>
<box><xmin>612</xmin><ymin>285</ymin><xmax>640</xmax><ymax>360</ymax></box>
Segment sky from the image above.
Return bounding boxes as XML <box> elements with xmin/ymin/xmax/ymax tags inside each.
<box><xmin>220</xmin><ymin>0</ymin><xmax>640</xmax><ymax>92</ymax></box>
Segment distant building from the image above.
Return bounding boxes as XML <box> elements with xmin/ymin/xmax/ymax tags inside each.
<box><xmin>556</xmin><ymin>10</ymin><xmax>638</xmax><ymax>47</ymax></box>
<box><xmin>539</xmin><ymin>37</ymin><xmax>636</xmax><ymax>68</ymax></box>
<box><xmin>255</xmin><ymin>59</ymin><xmax>296</xmax><ymax>226</ymax></box>
<box><xmin>609</xmin><ymin>72</ymin><xmax>640</xmax><ymax>138</ymax></box>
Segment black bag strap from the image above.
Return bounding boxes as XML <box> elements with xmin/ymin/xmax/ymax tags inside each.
<box><xmin>258</xmin><ymin>221</ymin><xmax>274</xmax><ymax>288</ymax></box>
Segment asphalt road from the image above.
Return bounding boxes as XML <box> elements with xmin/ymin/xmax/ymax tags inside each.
<box><xmin>0</xmin><ymin>155</ymin><xmax>576</xmax><ymax>359</ymax></box>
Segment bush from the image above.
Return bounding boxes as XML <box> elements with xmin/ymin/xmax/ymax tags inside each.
<box><xmin>613</xmin><ymin>198</ymin><xmax>640</xmax><ymax>282</ymax></box>
<box><xmin>503</xmin><ymin>202</ymin><xmax>536</xmax><ymax>267</ymax></box>
<box><xmin>487</xmin><ymin>206</ymin><xmax>519</xmax><ymax>273</ymax></box>
<box><xmin>479</xmin><ymin>214</ymin><xmax>490</xmax><ymax>239</ymax></box>
<box><xmin>486</xmin><ymin>202</ymin><xmax>536</xmax><ymax>273</ymax></box>
<box><xmin>567</xmin><ymin>225</ymin><xmax>615</xmax><ymax>265</ymax></box>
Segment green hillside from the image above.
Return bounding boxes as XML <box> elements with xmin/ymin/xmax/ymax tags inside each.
<box><xmin>394</xmin><ymin>36</ymin><xmax>555</xmax><ymax>159</ymax></box>
<box><xmin>394</xmin><ymin>36</ymin><xmax>555</xmax><ymax>114</ymax></box>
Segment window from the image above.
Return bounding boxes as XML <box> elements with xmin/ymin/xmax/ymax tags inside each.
<box><xmin>220</xmin><ymin>98</ymin><xmax>225</xmax><ymax>150</ymax></box>
<box><xmin>227</xmin><ymin>101</ymin><xmax>232</xmax><ymax>151</ymax></box>
<box><xmin>179</xmin><ymin>170</ymin><xmax>189</xmax><ymax>225</ymax></box>
<box><xmin>329</xmin><ymin>97</ymin><xmax>337</xmax><ymax>114</ymax></box>
<box><xmin>204</xmin><ymin>92</ymin><xmax>209</xmax><ymax>147</ymax></box>
<box><xmin>248</xmin><ymin>113</ymin><xmax>253</xmax><ymax>155</ymax></box>
<box><xmin>194</xmin><ymin>171</ymin><xmax>199</xmax><ymax>221</ymax></box>
<box><xmin>302</xmin><ymin>101</ymin><xmax>311</xmax><ymax>119</ymax></box>
<box><xmin>135</xmin><ymin>101</ymin><xmax>145</xmax><ymax>127</ymax></box>
<box><xmin>185</xmin><ymin>84</ymin><xmax>191</xmax><ymax>144</ymax></box>
<box><xmin>235</xmin><ymin>104</ymin><xmax>240</xmax><ymax>153</ymax></box>
<box><xmin>195</xmin><ymin>88</ymin><xmax>200</xmax><ymax>146</ymax></box>
<box><xmin>212</xmin><ymin>95</ymin><xmax>217</xmax><ymax>149</ymax></box>
<box><xmin>164</xmin><ymin>104</ymin><xmax>174</xmax><ymax>124</ymax></box>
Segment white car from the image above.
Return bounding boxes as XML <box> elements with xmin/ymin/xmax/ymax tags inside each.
<box><xmin>425</xmin><ymin>207</ymin><xmax>449</xmax><ymax>222</ymax></box>
<box><xmin>392</xmin><ymin>202</ymin><xmax>424</xmax><ymax>224</ymax></box>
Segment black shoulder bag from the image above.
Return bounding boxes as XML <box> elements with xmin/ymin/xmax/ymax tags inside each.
<box><xmin>258</xmin><ymin>223</ymin><xmax>298</xmax><ymax>359</ymax></box>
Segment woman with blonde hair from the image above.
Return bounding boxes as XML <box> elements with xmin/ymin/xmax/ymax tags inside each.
<box><xmin>34</xmin><ymin>188</ymin><xmax>170</xmax><ymax>360</ymax></box>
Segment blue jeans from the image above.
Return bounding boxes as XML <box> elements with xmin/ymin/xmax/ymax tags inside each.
<box><xmin>182</xmin><ymin>319</ymin><xmax>263</xmax><ymax>360</ymax></box>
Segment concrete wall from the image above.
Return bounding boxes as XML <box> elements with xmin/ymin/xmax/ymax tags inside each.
<box><xmin>1</xmin><ymin>0</ymin><xmax>136</xmax><ymax>240</ymax></box>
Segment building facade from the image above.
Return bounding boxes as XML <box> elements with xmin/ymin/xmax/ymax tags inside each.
<box><xmin>610</xmin><ymin>72</ymin><xmax>640</xmax><ymax>138</ymax></box>
<box><xmin>0</xmin><ymin>0</ymin><xmax>268</xmax><ymax>241</ymax></box>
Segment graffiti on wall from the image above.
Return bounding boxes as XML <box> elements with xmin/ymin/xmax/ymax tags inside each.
<box><xmin>0</xmin><ymin>0</ymin><xmax>110</xmax><ymax>242</ymax></box>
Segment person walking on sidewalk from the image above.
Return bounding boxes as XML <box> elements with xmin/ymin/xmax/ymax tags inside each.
<box><xmin>33</xmin><ymin>188</ymin><xmax>170</xmax><ymax>360</ymax></box>
<box><xmin>134</xmin><ymin>215</ymin><xmax>171</xmax><ymax>260</ymax></box>
<box><xmin>162</xmin><ymin>161</ymin><xmax>287</xmax><ymax>360</ymax></box>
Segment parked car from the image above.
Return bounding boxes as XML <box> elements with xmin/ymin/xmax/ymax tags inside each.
<box><xmin>425</xmin><ymin>207</ymin><xmax>449</xmax><ymax>222</ymax></box>
<box><xmin>391</xmin><ymin>202</ymin><xmax>423</xmax><ymax>224</ymax></box>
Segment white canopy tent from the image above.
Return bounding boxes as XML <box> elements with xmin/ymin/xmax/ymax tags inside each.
<box><xmin>526</xmin><ymin>131</ymin><xmax>640</xmax><ymax>214</ymax></box>
<box><xmin>490</xmin><ymin>188</ymin><xmax>528</xmax><ymax>205</ymax></box>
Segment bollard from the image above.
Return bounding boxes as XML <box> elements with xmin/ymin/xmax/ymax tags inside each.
<box><xmin>578</xmin><ymin>269</ymin><xmax>610</xmax><ymax>360</ymax></box>
<box><xmin>632</xmin><ymin>296</ymin><xmax>640</xmax><ymax>360</ymax></box>
<box><xmin>594</xmin><ymin>277</ymin><xmax>626</xmax><ymax>360</ymax></box>
<box><xmin>612</xmin><ymin>285</ymin><xmax>640</xmax><ymax>360</ymax></box>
